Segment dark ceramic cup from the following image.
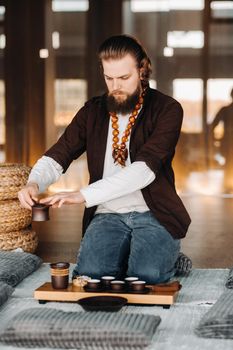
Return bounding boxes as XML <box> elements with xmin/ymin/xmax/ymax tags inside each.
<box><xmin>32</xmin><ymin>203</ymin><xmax>50</xmax><ymax>221</ymax></box>
<box><xmin>50</xmin><ymin>262</ymin><xmax>70</xmax><ymax>289</ymax></box>
<box><xmin>131</xmin><ymin>280</ymin><xmax>146</xmax><ymax>292</ymax></box>
<box><xmin>101</xmin><ymin>276</ymin><xmax>115</xmax><ymax>289</ymax></box>
<box><xmin>86</xmin><ymin>279</ymin><xmax>101</xmax><ymax>290</ymax></box>
<box><xmin>110</xmin><ymin>280</ymin><xmax>126</xmax><ymax>292</ymax></box>
<box><xmin>124</xmin><ymin>276</ymin><xmax>139</xmax><ymax>288</ymax></box>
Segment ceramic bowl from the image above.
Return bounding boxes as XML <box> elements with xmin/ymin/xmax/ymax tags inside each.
<box><xmin>78</xmin><ymin>296</ymin><xmax>128</xmax><ymax>312</ymax></box>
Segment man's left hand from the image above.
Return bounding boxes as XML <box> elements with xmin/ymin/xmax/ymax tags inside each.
<box><xmin>39</xmin><ymin>191</ymin><xmax>85</xmax><ymax>208</ymax></box>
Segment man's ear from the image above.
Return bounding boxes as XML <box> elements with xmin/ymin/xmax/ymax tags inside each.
<box><xmin>139</xmin><ymin>67</ymin><xmax>144</xmax><ymax>80</ymax></box>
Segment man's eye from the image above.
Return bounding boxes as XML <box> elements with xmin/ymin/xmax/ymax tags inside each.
<box><xmin>121</xmin><ymin>76</ymin><xmax>129</xmax><ymax>80</ymax></box>
<box><xmin>105</xmin><ymin>77</ymin><xmax>112</xmax><ymax>81</ymax></box>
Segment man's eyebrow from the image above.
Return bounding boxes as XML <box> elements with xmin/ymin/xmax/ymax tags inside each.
<box><xmin>104</xmin><ymin>74</ymin><xmax>130</xmax><ymax>79</ymax></box>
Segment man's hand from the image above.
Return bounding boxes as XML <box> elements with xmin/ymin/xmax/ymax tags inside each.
<box><xmin>39</xmin><ymin>191</ymin><xmax>85</xmax><ymax>208</ymax></box>
<box><xmin>18</xmin><ymin>182</ymin><xmax>39</xmax><ymax>210</ymax></box>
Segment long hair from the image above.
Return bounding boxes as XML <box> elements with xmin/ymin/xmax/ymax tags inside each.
<box><xmin>98</xmin><ymin>35</ymin><xmax>152</xmax><ymax>88</ymax></box>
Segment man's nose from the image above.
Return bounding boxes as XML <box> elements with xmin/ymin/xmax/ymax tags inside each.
<box><xmin>112</xmin><ymin>79</ymin><xmax>121</xmax><ymax>91</ymax></box>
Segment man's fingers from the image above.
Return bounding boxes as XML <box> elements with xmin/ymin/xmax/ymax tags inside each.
<box><xmin>18</xmin><ymin>193</ymin><xmax>33</xmax><ymax>210</ymax></box>
<box><xmin>18</xmin><ymin>189</ymin><xmax>38</xmax><ymax>209</ymax></box>
<box><xmin>31</xmin><ymin>196</ymin><xmax>38</xmax><ymax>203</ymax></box>
<box><xmin>20</xmin><ymin>199</ymin><xmax>32</xmax><ymax>210</ymax></box>
<box><xmin>24</xmin><ymin>191</ymin><xmax>36</xmax><ymax>207</ymax></box>
<box><xmin>58</xmin><ymin>199</ymin><xmax>65</xmax><ymax>208</ymax></box>
<box><xmin>41</xmin><ymin>193</ymin><xmax>68</xmax><ymax>205</ymax></box>
<box><xmin>39</xmin><ymin>192</ymin><xmax>82</xmax><ymax>207</ymax></box>
<box><xmin>40</xmin><ymin>196</ymin><xmax>54</xmax><ymax>204</ymax></box>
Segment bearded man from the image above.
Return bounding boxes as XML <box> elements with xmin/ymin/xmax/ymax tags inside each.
<box><xmin>18</xmin><ymin>35</ymin><xmax>191</xmax><ymax>284</ymax></box>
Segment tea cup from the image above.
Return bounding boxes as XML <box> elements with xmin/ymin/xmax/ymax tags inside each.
<box><xmin>110</xmin><ymin>280</ymin><xmax>125</xmax><ymax>292</ymax></box>
<box><xmin>86</xmin><ymin>279</ymin><xmax>101</xmax><ymax>290</ymax></box>
<box><xmin>101</xmin><ymin>276</ymin><xmax>115</xmax><ymax>289</ymax></box>
<box><xmin>131</xmin><ymin>280</ymin><xmax>146</xmax><ymax>292</ymax></box>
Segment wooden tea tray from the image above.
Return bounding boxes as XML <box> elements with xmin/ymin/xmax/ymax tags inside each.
<box><xmin>34</xmin><ymin>282</ymin><xmax>179</xmax><ymax>308</ymax></box>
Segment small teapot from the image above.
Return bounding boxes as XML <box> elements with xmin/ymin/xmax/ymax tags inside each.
<box><xmin>32</xmin><ymin>202</ymin><xmax>50</xmax><ymax>221</ymax></box>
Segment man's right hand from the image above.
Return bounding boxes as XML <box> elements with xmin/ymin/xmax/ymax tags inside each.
<box><xmin>18</xmin><ymin>182</ymin><xmax>39</xmax><ymax>210</ymax></box>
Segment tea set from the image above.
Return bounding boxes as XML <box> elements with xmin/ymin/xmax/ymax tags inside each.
<box><xmin>83</xmin><ymin>276</ymin><xmax>149</xmax><ymax>294</ymax></box>
<box><xmin>32</xmin><ymin>207</ymin><xmax>150</xmax><ymax>294</ymax></box>
<box><xmin>49</xmin><ymin>262</ymin><xmax>149</xmax><ymax>294</ymax></box>
<box><xmin>32</xmin><ymin>203</ymin><xmax>181</xmax><ymax>310</ymax></box>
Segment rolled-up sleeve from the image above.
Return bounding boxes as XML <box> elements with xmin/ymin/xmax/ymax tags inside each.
<box><xmin>28</xmin><ymin>156</ymin><xmax>63</xmax><ymax>193</ymax></box>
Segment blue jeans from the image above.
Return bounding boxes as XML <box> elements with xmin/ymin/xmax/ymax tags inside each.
<box><xmin>73</xmin><ymin>211</ymin><xmax>180</xmax><ymax>284</ymax></box>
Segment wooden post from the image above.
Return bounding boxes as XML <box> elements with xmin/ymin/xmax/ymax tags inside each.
<box><xmin>87</xmin><ymin>0</ymin><xmax>123</xmax><ymax>98</ymax></box>
<box><xmin>4</xmin><ymin>0</ymin><xmax>56</xmax><ymax>165</ymax></box>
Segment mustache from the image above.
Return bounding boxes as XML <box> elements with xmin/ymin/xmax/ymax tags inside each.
<box><xmin>109</xmin><ymin>90</ymin><xmax>126</xmax><ymax>96</ymax></box>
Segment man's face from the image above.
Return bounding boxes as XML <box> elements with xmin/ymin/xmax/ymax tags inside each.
<box><xmin>102</xmin><ymin>53</ymin><xmax>142</xmax><ymax>103</ymax></box>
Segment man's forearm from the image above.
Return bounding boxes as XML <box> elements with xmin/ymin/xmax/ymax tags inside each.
<box><xmin>80</xmin><ymin>161</ymin><xmax>155</xmax><ymax>207</ymax></box>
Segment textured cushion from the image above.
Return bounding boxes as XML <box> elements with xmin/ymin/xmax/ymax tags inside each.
<box><xmin>0</xmin><ymin>307</ymin><xmax>161</xmax><ymax>349</ymax></box>
<box><xmin>0</xmin><ymin>282</ymin><xmax>14</xmax><ymax>307</ymax></box>
<box><xmin>195</xmin><ymin>290</ymin><xmax>233</xmax><ymax>339</ymax></box>
<box><xmin>0</xmin><ymin>251</ymin><xmax>42</xmax><ymax>287</ymax></box>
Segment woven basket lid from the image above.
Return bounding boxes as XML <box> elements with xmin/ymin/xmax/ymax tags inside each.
<box><xmin>0</xmin><ymin>163</ymin><xmax>31</xmax><ymax>200</ymax></box>
<box><xmin>0</xmin><ymin>227</ymin><xmax>38</xmax><ymax>253</ymax></box>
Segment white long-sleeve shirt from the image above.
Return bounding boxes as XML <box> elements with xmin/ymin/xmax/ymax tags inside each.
<box><xmin>28</xmin><ymin>113</ymin><xmax>155</xmax><ymax>213</ymax></box>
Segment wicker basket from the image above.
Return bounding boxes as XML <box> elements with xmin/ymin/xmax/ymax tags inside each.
<box><xmin>0</xmin><ymin>227</ymin><xmax>38</xmax><ymax>253</ymax></box>
<box><xmin>0</xmin><ymin>199</ymin><xmax>31</xmax><ymax>233</ymax></box>
<box><xmin>0</xmin><ymin>163</ymin><xmax>31</xmax><ymax>200</ymax></box>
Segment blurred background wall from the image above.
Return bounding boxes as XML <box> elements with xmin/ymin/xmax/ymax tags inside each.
<box><xmin>0</xmin><ymin>0</ymin><xmax>233</xmax><ymax>196</ymax></box>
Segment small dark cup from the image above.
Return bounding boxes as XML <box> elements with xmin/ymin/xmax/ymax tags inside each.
<box><xmin>125</xmin><ymin>276</ymin><xmax>139</xmax><ymax>288</ymax></box>
<box><xmin>101</xmin><ymin>276</ymin><xmax>115</xmax><ymax>289</ymax></box>
<box><xmin>110</xmin><ymin>280</ymin><xmax>125</xmax><ymax>292</ymax></box>
<box><xmin>86</xmin><ymin>279</ymin><xmax>101</xmax><ymax>290</ymax></box>
<box><xmin>32</xmin><ymin>203</ymin><xmax>50</xmax><ymax>221</ymax></box>
<box><xmin>131</xmin><ymin>280</ymin><xmax>146</xmax><ymax>292</ymax></box>
<box><xmin>50</xmin><ymin>262</ymin><xmax>70</xmax><ymax>289</ymax></box>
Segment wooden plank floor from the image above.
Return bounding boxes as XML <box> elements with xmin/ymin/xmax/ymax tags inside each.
<box><xmin>33</xmin><ymin>204</ymin><xmax>84</xmax><ymax>263</ymax></box>
<box><xmin>32</xmin><ymin>158</ymin><xmax>233</xmax><ymax>268</ymax></box>
<box><xmin>181</xmin><ymin>194</ymin><xmax>233</xmax><ymax>268</ymax></box>
<box><xmin>33</xmin><ymin>195</ymin><xmax>233</xmax><ymax>268</ymax></box>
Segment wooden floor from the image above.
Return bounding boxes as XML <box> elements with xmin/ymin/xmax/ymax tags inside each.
<box><xmin>181</xmin><ymin>194</ymin><xmax>233</xmax><ymax>268</ymax></box>
<box><xmin>33</xmin><ymin>204</ymin><xmax>84</xmax><ymax>264</ymax></box>
<box><xmin>32</xmin><ymin>157</ymin><xmax>233</xmax><ymax>268</ymax></box>
<box><xmin>34</xmin><ymin>194</ymin><xmax>233</xmax><ymax>268</ymax></box>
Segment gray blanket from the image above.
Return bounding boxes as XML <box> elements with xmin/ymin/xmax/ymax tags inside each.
<box><xmin>195</xmin><ymin>290</ymin><xmax>233</xmax><ymax>339</ymax></box>
<box><xmin>0</xmin><ymin>307</ymin><xmax>161</xmax><ymax>349</ymax></box>
<box><xmin>0</xmin><ymin>250</ymin><xmax>42</xmax><ymax>287</ymax></box>
<box><xmin>0</xmin><ymin>266</ymin><xmax>232</xmax><ymax>350</ymax></box>
<box><xmin>0</xmin><ymin>282</ymin><xmax>14</xmax><ymax>307</ymax></box>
